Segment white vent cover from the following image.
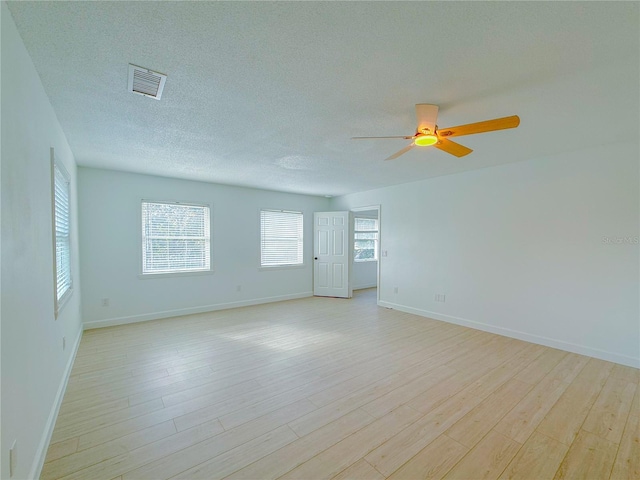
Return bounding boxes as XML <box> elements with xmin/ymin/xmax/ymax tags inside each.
<box><xmin>128</xmin><ymin>64</ymin><xmax>167</xmax><ymax>100</ymax></box>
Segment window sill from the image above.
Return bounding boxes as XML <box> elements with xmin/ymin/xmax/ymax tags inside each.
<box><xmin>138</xmin><ymin>269</ymin><xmax>214</xmax><ymax>279</ymax></box>
<box><xmin>55</xmin><ymin>288</ymin><xmax>73</xmax><ymax>319</ymax></box>
<box><xmin>354</xmin><ymin>259</ymin><xmax>378</xmax><ymax>263</ymax></box>
<box><xmin>259</xmin><ymin>264</ymin><xmax>306</xmax><ymax>271</ymax></box>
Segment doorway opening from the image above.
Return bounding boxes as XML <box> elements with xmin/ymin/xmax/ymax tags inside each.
<box><xmin>351</xmin><ymin>205</ymin><xmax>380</xmax><ymax>305</ymax></box>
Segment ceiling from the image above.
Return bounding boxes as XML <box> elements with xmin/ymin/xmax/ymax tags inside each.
<box><xmin>6</xmin><ymin>2</ymin><xmax>639</xmax><ymax>197</ymax></box>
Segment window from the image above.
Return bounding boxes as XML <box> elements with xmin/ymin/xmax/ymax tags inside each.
<box><xmin>141</xmin><ymin>201</ymin><xmax>211</xmax><ymax>275</ymax></box>
<box><xmin>53</xmin><ymin>158</ymin><xmax>72</xmax><ymax>315</ymax></box>
<box><xmin>260</xmin><ymin>209</ymin><xmax>303</xmax><ymax>267</ymax></box>
<box><xmin>354</xmin><ymin>217</ymin><xmax>378</xmax><ymax>262</ymax></box>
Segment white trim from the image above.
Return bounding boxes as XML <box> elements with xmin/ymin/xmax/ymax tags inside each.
<box><xmin>350</xmin><ymin>205</ymin><xmax>381</xmax><ymax>304</ymax></box>
<box><xmin>83</xmin><ymin>292</ymin><xmax>313</xmax><ymax>330</ymax></box>
<box><xmin>259</xmin><ymin>208</ymin><xmax>304</xmax><ymax>268</ymax></box>
<box><xmin>29</xmin><ymin>328</ymin><xmax>83</xmax><ymax>479</ymax></box>
<box><xmin>353</xmin><ymin>216</ymin><xmax>379</xmax><ymax>262</ymax></box>
<box><xmin>51</xmin><ymin>147</ymin><xmax>73</xmax><ymax>318</ymax></box>
<box><xmin>354</xmin><ymin>283</ymin><xmax>377</xmax><ymax>290</ymax></box>
<box><xmin>140</xmin><ymin>199</ymin><xmax>212</xmax><ymax>275</ymax></box>
<box><xmin>138</xmin><ymin>269</ymin><xmax>213</xmax><ymax>279</ymax></box>
<box><xmin>378</xmin><ymin>300</ymin><xmax>640</xmax><ymax>369</ymax></box>
<box><xmin>350</xmin><ymin>205</ymin><xmax>380</xmax><ymax>214</ymax></box>
<box><xmin>140</xmin><ymin>198</ymin><xmax>210</xmax><ymax>208</ymax></box>
<box><xmin>55</xmin><ymin>287</ymin><xmax>74</xmax><ymax>315</ymax></box>
<box><xmin>258</xmin><ymin>264</ymin><xmax>306</xmax><ymax>272</ymax></box>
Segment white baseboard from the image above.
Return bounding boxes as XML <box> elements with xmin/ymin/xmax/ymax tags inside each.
<box><xmin>29</xmin><ymin>327</ymin><xmax>83</xmax><ymax>479</ymax></box>
<box><xmin>354</xmin><ymin>283</ymin><xmax>377</xmax><ymax>290</ymax></box>
<box><xmin>84</xmin><ymin>292</ymin><xmax>314</xmax><ymax>330</ymax></box>
<box><xmin>378</xmin><ymin>300</ymin><xmax>640</xmax><ymax>369</ymax></box>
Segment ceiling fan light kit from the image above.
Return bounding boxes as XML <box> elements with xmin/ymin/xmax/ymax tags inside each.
<box><xmin>414</xmin><ymin>134</ymin><xmax>438</xmax><ymax>147</ymax></box>
<box><xmin>353</xmin><ymin>104</ymin><xmax>520</xmax><ymax>160</ymax></box>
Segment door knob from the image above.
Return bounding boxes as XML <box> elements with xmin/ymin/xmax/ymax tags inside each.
<box><xmin>314</xmin><ymin>257</ymin><xmax>318</xmax><ymax>260</ymax></box>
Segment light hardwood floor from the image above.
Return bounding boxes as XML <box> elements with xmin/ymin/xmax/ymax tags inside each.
<box><xmin>43</xmin><ymin>289</ymin><xmax>639</xmax><ymax>479</ymax></box>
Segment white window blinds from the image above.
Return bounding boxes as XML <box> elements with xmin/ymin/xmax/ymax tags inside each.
<box><xmin>142</xmin><ymin>201</ymin><xmax>211</xmax><ymax>274</ymax></box>
<box><xmin>260</xmin><ymin>209</ymin><xmax>303</xmax><ymax>267</ymax></box>
<box><xmin>53</xmin><ymin>161</ymin><xmax>72</xmax><ymax>312</ymax></box>
<box><xmin>354</xmin><ymin>217</ymin><xmax>378</xmax><ymax>262</ymax></box>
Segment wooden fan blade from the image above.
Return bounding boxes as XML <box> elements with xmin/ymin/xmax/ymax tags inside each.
<box><xmin>438</xmin><ymin>115</ymin><xmax>520</xmax><ymax>138</ymax></box>
<box><xmin>415</xmin><ymin>104</ymin><xmax>439</xmax><ymax>133</ymax></box>
<box><xmin>434</xmin><ymin>137</ymin><xmax>473</xmax><ymax>157</ymax></box>
<box><xmin>385</xmin><ymin>143</ymin><xmax>415</xmax><ymax>161</ymax></box>
<box><xmin>352</xmin><ymin>136</ymin><xmax>414</xmax><ymax>140</ymax></box>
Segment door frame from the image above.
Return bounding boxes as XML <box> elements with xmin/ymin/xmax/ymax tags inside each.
<box><xmin>351</xmin><ymin>205</ymin><xmax>381</xmax><ymax>305</ymax></box>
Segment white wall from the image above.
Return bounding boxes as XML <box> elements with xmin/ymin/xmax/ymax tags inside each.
<box><xmin>78</xmin><ymin>168</ymin><xmax>329</xmax><ymax>327</ymax></box>
<box><xmin>353</xmin><ymin>261</ymin><xmax>377</xmax><ymax>290</ymax></box>
<box><xmin>331</xmin><ymin>141</ymin><xmax>640</xmax><ymax>367</ymax></box>
<box><xmin>1</xmin><ymin>4</ymin><xmax>83</xmax><ymax>478</ymax></box>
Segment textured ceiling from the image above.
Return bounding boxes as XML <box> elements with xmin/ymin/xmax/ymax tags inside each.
<box><xmin>6</xmin><ymin>1</ymin><xmax>639</xmax><ymax>196</ymax></box>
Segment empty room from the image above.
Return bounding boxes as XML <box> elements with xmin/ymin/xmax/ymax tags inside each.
<box><xmin>1</xmin><ymin>2</ymin><xmax>639</xmax><ymax>479</ymax></box>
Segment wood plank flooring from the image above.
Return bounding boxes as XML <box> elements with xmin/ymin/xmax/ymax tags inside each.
<box><xmin>43</xmin><ymin>289</ymin><xmax>639</xmax><ymax>479</ymax></box>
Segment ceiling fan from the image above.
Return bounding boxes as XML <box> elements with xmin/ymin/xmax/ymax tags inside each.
<box><xmin>352</xmin><ymin>104</ymin><xmax>520</xmax><ymax>160</ymax></box>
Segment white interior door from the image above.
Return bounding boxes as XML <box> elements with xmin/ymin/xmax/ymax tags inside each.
<box><xmin>314</xmin><ymin>211</ymin><xmax>352</xmax><ymax>298</ymax></box>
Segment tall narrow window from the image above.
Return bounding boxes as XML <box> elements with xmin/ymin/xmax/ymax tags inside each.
<box><xmin>260</xmin><ymin>209</ymin><xmax>304</xmax><ymax>267</ymax></box>
<box><xmin>53</xmin><ymin>158</ymin><xmax>72</xmax><ymax>315</ymax></box>
<box><xmin>141</xmin><ymin>201</ymin><xmax>211</xmax><ymax>275</ymax></box>
<box><xmin>354</xmin><ymin>217</ymin><xmax>378</xmax><ymax>262</ymax></box>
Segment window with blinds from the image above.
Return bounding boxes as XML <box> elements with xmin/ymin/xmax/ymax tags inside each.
<box><xmin>141</xmin><ymin>201</ymin><xmax>211</xmax><ymax>274</ymax></box>
<box><xmin>53</xmin><ymin>160</ymin><xmax>72</xmax><ymax>315</ymax></box>
<box><xmin>260</xmin><ymin>209</ymin><xmax>304</xmax><ymax>267</ymax></box>
<box><xmin>354</xmin><ymin>217</ymin><xmax>378</xmax><ymax>262</ymax></box>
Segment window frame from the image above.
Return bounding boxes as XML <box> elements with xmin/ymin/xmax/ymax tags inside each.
<box><xmin>353</xmin><ymin>216</ymin><xmax>379</xmax><ymax>263</ymax></box>
<box><xmin>51</xmin><ymin>149</ymin><xmax>73</xmax><ymax>318</ymax></box>
<box><xmin>259</xmin><ymin>208</ymin><xmax>305</xmax><ymax>269</ymax></box>
<box><xmin>139</xmin><ymin>200</ymin><xmax>213</xmax><ymax>278</ymax></box>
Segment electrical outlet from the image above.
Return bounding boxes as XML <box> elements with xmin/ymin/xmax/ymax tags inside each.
<box><xmin>101</xmin><ymin>298</ymin><xmax>109</xmax><ymax>307</ymax></box>
<box><xmin>393</xmin><ymin>287</ymin><xmax>398</xmax><ymax>294</ymax></box>
<box><xmin>382</xmin><ymin>250</ymin><xmax>388</xmax><ymax>257</ymax></box>
<box><xmin>62</xmin><ymin>336</ymin><xmax>66</xmax><ymax>351</ymax></box>
<box><xmin>9</xmin><ymin>439</ymin><xmax>17</xmax><ymax>477</ymax></box>
<box><xmin>236</xmin><ymin>285</ymin><xmax>242</xmax><ymax>292</ymax></box>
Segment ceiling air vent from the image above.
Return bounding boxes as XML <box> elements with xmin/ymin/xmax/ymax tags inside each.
<box><xmin>128</xmin><ymin>64</ymin><xmax>167</xmax><ymax>100</ymax></box>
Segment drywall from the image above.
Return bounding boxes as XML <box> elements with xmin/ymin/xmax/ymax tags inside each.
<box><xmin>353</xmin><ymin>261</ymin><xmax>377</xmax><ymax>290</ymax></box>
<box><xmin>331</xmin><ymin>141</ymin><xmax>640</xmax><ymax>367</ymax></box>
<box><xmin>78</xmin><ymin>168</ymin><xmax>330</xmax><ymax>327</ymax></box>
<box><xmin>1</xmin><ymin>4</ymin><xmax>83</xmax><ymax>478</ymax></box>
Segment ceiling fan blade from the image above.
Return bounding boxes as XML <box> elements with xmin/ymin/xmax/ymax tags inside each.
<box><xmin>434</xmin><ymin>137</ymin><xmax>473</xmax><ymax>157</ymax></box>
<box><xmin>415</xmin><ymin>104</ymin><xmax>439</xmax><ymax>134</ymax></box>
<box><xmin>352</xmin><ymin>136</ymin><xmax>414</xmax><ymax>140</ymax></box>
<box><xmin>438</xmin><ymin>115</ymin><xmax>520</xmax><ymax>138</ymax></box>
<box><xmin>384</xmin><ymin>143</ymin><xmax>415</xmax><ymax>161</ymax></box>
